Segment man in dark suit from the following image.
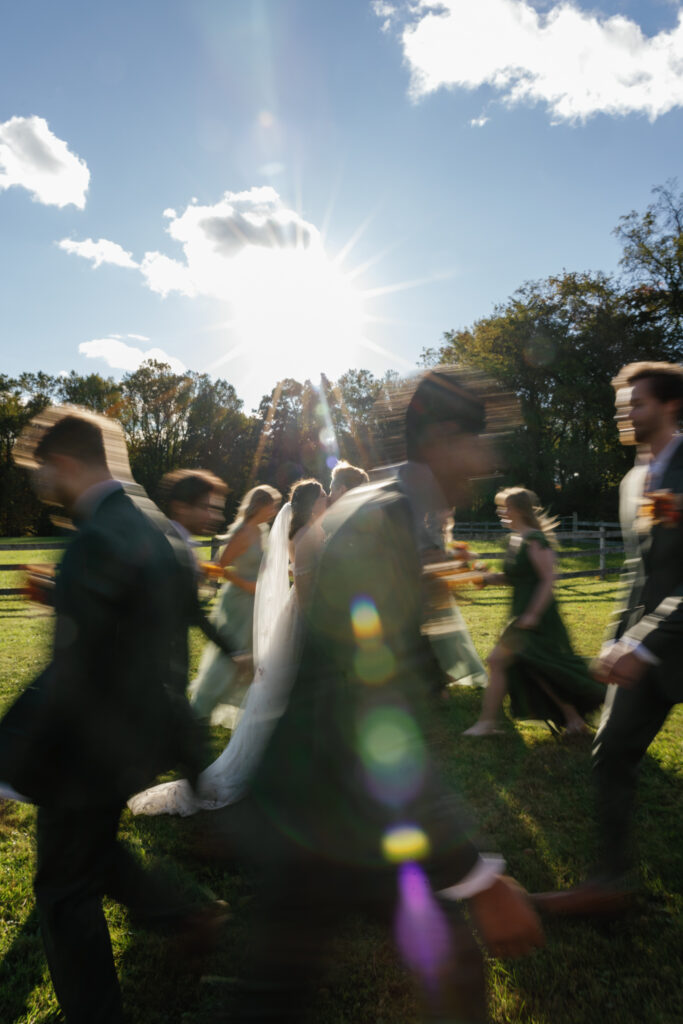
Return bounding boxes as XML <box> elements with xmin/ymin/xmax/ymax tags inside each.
<box><xmin>160</xmin><ymin>467</ymin><xmax>248</xmax><ymax>670</ymax></box>
<box><xmin>0</xmin><ymin>413</ymin><xmax>218</xmax><ymax>1023</ymax></box>
<box><xmin>535</xmin><ymin>362</ymin><xmax>683</xmax><ymax>915</ymax></box>
<box><xmin>232</xmin><ymin>371</ymin><xmax>543</xmax><ymax>1023</ymax></box>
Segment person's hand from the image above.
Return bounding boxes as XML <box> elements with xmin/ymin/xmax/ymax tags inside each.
<box><xmin>516</xmin><ymin>612</ymin><xmax>538</xmax><ymax>630</ymax></box>
<box><xmin>468</xmin><ymin>876</ymin><xmax>545</xmax><ymax>958</ymax></box>
<box><xmin>592</xmin><ymin>644</ymin><xmax>647</xmax><ymax>688</ymax></box>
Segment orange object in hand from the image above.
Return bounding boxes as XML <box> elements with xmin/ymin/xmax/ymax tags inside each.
<box><xmin>23</xmin><ymin>564</ymin><xmax>56</xmax><ymax>605</ymax></box>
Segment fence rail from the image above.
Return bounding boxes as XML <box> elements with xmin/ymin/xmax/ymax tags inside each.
<box><xmin>0</xmin><ymin>537</ymin><xmax>213</xmax><ymax>596</ymax></box>
<box><xmin>1</xmin><ymin>524</ymin><xmax>624</xmax><ymax>596</ymax></box>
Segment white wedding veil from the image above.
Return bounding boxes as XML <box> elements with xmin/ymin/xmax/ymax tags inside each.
<box><xmin>252</xmin><ymin>501</ymin><xmax>292</xmax><ymax>670</ymax></box>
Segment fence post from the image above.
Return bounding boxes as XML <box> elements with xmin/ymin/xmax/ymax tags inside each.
<box><xmin>572</xmin><ymin>511</ymin><xmax>578</xmax><ymax>539</ymax></box>
<box><xmin>599</xmin><ymin>525</ymin><xmax>606</xmax><ymax>579</ymax></box>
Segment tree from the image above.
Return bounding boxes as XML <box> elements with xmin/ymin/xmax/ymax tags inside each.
<box><xmin>424</xmin><ymin>272</ymin><xmax>670</xmax><ymax>518</ymax></box>
<box><xmin>0</xmin><ymin>373</ymin><xmax>59</xmax><ymax>535</ymax></box>
<box><xmin>118</xmin><ymin>360</ymin><xmax>197</xmax><ymax>493</ymax></box>
<box><xmin>614</xmin><ymin>180</ymin><xmax>683</xmax><ymax>351</ymax></box>
<box><xmin>57</xmin><ymin>371</ymin><xmax>123</xmax><ymax>414</ymax></box>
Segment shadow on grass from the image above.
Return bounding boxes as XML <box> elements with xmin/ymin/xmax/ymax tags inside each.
<box><xmin>443</xmin><ymin>688</ymin><xmax>683</xmax><ymax>1024</ymax></box>
<box><xmin>0</xmin><ymin>905</ymin><xmax>48</xmax><ymax>1023</ymax></box>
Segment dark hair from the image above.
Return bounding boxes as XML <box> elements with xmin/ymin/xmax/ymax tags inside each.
<box><xmin>34</xmin><ymin>414</ymin><xmax>107</xmax><ymax>468</ymax></box>
<box><xmin>289</xmin><ymin>478</ymin><xmax>325</xmax><ymax>540</ymax></box>
<box><xmin>405</xmin><ymin>370</ymin><xmax>486</xmax><ymax>461</ymax></box>
<box><xmin>626</xmin><ymin>362</ymin><xmax>683</xmax><ymax>409</ymax></box>
<box><xmin>161</xmin><ymin>469</ymin><xmax>227</xmax><ymax>511</ymax></box>
<box><xmin>330</xmin><ymin>461</ymin><xmax>369</xmax><ymax>492</ymax></box>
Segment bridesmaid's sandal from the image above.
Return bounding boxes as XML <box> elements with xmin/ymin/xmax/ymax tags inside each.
<box><xmin>563</xmin><ymin>720</ymin><xmax>592</xmax><ymax>738</ymax></box>
<box><xmin>462</xmin><ymin>721</ymin><xmax>505</xmax><ymax>737</ymax></box>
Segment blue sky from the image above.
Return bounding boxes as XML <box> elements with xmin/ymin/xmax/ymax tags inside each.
<box><xmin>1</xmin><ymin>0</ymin><xmax>682</xmax><ymax>410</ymax></box>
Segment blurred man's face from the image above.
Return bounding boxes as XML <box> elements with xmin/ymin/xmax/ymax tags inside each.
<box><xmin>31</xmin><ymin>454</ymin><xmax>73</xmax><ymax>509</ymax></box>
<box><xmin>177</xmin><ymin>494</ymin><xmax>224</xmax><ymax>536</ymax></box>
<box><xmin>628</xmin><ymin>378</ymin><xmax>673</xmax><ymax>445</ymax></box>
<box><xmin>420</xmin><ymin>423</ymin><xmax>493</xmax><ymax>506</ymax></box>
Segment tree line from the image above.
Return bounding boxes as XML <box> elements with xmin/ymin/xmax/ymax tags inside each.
<box><xmin>2</xmin><ymin>181</ymin><xmax>682</xmax><ymax>535</ymax></box>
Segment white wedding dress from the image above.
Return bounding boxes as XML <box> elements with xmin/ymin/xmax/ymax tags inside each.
<box><xmin>128</xmin><ymin>503</ymin><xmax>301</xmax><ymax>817</ymax></box>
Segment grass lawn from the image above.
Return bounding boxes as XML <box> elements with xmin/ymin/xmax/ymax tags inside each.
<box><xmin>0</xmin><ymin>540</ymin><xmax>681</xmax><ymax>1023</ymax></box>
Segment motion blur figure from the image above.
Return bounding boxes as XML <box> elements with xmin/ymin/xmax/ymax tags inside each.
<box><xmin>535</xmin><ymin>362</ymin><xmax>683</xmax><ymax>916</ymax></box>
<box><xmin>160</xmin><ymin>468</ymin><xmax>246</xmax><ymax>665</ymax></box>
<box><xmin>0</xmin><ymin>411</ymin><xmax>215</xmax><ymax>1024</ymax></box>
<box><xmin>232</xmin><ymin>370</ymin><xmax>543</xmax><ymax>1023</ymax></box>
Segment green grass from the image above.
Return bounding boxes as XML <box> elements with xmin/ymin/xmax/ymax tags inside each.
<box><xmin>0</xmin><ymin>539</ymin><xmax>681</xmax><ymax>1023</ymax></box>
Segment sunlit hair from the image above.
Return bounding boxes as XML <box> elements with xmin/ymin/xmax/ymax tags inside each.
<box><xmin>219</xmin><ymin>484</ymin><xmax>281</xmax><ymax>541</ymax></box>
<box><xmin>330</xmin><ymin>461</ymin><xmax>369</xmax><ymax>493</ymax></box>
<box><xmin>14</xmin><ymin>404</ymin><xmax>134</xmax><ymax>481</ymax></box>
<box><xmin>33</xmin><ymin>414</ymin><xmax>107</xmax><ymax>468</ymax></box>
<box><xmin>623</xmin><ymin>361</ymin><xmax>683</xmax><ymax>410</ymax></box>
<box><xmin>611</xmin><ymin>362</ymin><xmax>683</xmax><ymax>444</ymax></box>
<box><xmin>496</xmin><ymin>486</ymin><xmax>559</xmax><ymax>546</ymax></box>
<box><xmin>289</xmin><ymin>478</ymin><xmax>325</xmax><ymax>540</ymax></box>
<box><xmin>370</xmin><ymin>364</ymin><xmax>519</xmax><ymax>466</ymax></box>
<box><xmin>160</xmin><ymin>469</ymin><xmax>227</xmax><ymax>512</ymax></box>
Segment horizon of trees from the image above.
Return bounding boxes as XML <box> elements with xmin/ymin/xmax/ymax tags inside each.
<box><xmin>2</xmin><ymin>181</ymin><xmax>682</xmax><ymax>535</ymax></box>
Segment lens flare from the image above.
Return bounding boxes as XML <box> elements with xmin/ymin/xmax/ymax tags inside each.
<box><xmin>357</xmin><ymin>706</ymin><xmax>426</xmax><ymax>805</ymax></box>
<box><xmin>382</xmin><ymin>825</ymin><xmax>431</xmax><ymax>864</ymax></box>
<box><xmin>354</xmin><ymin>643</ymin><xmax>396</xmax><ymax>685</ymax></box>
<box><xmin>395</xmin><ymin>862</ymin><xmax>452</xmax><ymax>986</ymax></box>
<box><xmin>351</xmin><ymin>596</ymin><xmax>383</xmax><ymax>642</ymax></box>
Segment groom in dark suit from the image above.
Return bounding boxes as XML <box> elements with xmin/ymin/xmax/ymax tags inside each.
<box><xmin>232</xmin><ymin>371</ymin><xmax>543</xmax><ymax>1022</ymax></box>
<box><xmin>0</xmin><ymin>413</ymin><xmax>217</xmax><ymax>1023</ymax></box>
<box><xmin>536</xmin><ymin>362</ymin><xmax>683</xmax><ymax>915</ymax></box>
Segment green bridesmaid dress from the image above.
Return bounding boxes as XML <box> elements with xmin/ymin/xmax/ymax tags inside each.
<box><xmin>502</xmin><ymin>530</ymin><xmax>605</xmax><ymax>726</ymax></box>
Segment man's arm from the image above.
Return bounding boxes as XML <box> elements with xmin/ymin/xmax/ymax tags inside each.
<box><xmin>194</xmin><ymin>600</ymin><xmax>240</xmax><ymax>656</ymax></box>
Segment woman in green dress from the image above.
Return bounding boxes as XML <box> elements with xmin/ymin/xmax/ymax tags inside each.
<box><xmin>190</xmin><ymin>484</ymin><xmax>281</xmax><ymax>724</ymax></box>
<box><xmin>463</xmin><ymin>487</ymin><xmax>605</xmax><ymax>737</ymax></box>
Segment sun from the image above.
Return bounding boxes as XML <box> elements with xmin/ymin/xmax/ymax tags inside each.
<box><xmin>224</xmin><ymin>241</ymin><xmax>368</xmax><ymax>384</ymax></box>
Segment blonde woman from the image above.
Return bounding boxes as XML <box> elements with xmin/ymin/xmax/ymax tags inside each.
<box><xmin>190</xmin><ymin>484</ymin><xmax>281</xmax><ymax>722</ymax></box>
<box><xmin>464</xmin><ymin>487</ymin><xmax>605</xmax><ymax>737</ymax></box>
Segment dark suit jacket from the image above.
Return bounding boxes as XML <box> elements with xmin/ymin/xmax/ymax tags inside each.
<box><xmin>248</xmin><ymin>477</ymin><xmax>480</xmax><ymax>889</ymax></box>
<box><xmin>611</xmin><ymin>441</ymin><xmax>683</xmax><ymax>703</ymax></box>
<box><xmin>167</xmin><ymin>521</ymin><xmax>238</xmax><ymax>660</ymax></box>
<box><xmin>0</xmin><ymin>487</ymin><xmax>203</xmax><ymax>808</ymax></box>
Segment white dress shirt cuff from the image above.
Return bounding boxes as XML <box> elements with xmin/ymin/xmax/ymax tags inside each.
<box><xmin>438</xmin><ymin>854</ymin><xmax>506</xmax><ymax>901</ymax></box>
<box><xmin>620</xmin><ymin>635</ymin><xmax>661</xmax><ymax>666</ymax></box>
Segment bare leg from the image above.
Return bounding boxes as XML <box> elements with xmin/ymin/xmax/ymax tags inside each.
<box><xmin>533</xmin><ymin>677</ymin><xmax>588</xmax><ymax>733</ymax></box>
<box><xmin>463</xmin><ymin>646</ymin><xmax>509</xmax><ymax>735</ymax></box>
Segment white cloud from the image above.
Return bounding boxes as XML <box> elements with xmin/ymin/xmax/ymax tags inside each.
<box><xmin>371</xmin><ymin>0</ymin><xmax>398</xmax><ymax>31</ymax></box>
<box><xmin>58</xmin><ymin>237</ymin><xmax>139</xmax><ymax>269</ymax></box>
<box><xmin>59</xmin><ymin>186</ymin><xmax>320</xmax><ymax>301</ymax></box>
<box><xmin>138</xmin><ymin>186</ymin><xmax>319</xmax><ymax>299</ymax></box>
<box><xmin>139</xmin><ymin>250</ymin><xmax>198</xmax><ymax>298</ymax></box>
<box><xmin>470</xmin><ymin>115</ymin><xmax>490</xmax><ymax>127</ymax></box>
<box><xmin>0</xmin><ymin>115</ymin><xmax>90</xmax><ymax>208</ymax></box>
<box><xmin>79</xmin><ymin>335</ymin><xmax>186</xmax><ymax>374</ymax></box>
<box><xmin>378</xmin><ymin>0</ymin><xmax>683</xmax><ymax>122</ymax></box>
<box><xmin>62</xmin><ymin>187</ymin><xmax>369</xmax><ymax>390</ymax></box>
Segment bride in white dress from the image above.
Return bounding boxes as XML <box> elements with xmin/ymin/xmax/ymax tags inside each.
<box><xmin>128</xmin><ymin>480</ymin><xmax>328</xmax><ymax>817</ymax></box>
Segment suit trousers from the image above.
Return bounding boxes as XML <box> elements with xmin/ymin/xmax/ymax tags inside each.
<box><xmin>231</xmin><ymin>855</ymin><xmax>487</xmax><ymax>1024</ymax></box>
<box><xmin>34</xmin><ymin>803</ymin><xmax>194</xmax><ymax>1024</ymax></box>
<box><xmin>592</xmin><ymin>674</ymin><xmax>674</xmax><ymax>878</ymax></box>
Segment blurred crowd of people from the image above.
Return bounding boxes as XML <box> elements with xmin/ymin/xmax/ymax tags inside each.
<box><xmin>0</xmin><ymin>360</ymin><xmax>682</xmax><ymax>1022</ymax></box>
